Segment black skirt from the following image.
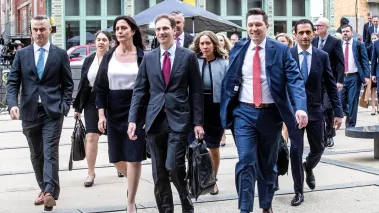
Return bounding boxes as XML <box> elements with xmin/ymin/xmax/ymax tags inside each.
<box><xmin>83</xmin><ymin>91</ymin><xmax>101</xmax><ymax>134</ymax></box>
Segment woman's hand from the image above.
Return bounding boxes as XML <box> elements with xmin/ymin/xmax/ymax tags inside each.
<box><xmin>98</xmin><ymin>115</ymin><xmax>107</xmax><ymax>134</ymax></box>
<box><xmin>74</xmin><ymin>112</ymin><xmax>81</xmax><ymax>120</ymax></box>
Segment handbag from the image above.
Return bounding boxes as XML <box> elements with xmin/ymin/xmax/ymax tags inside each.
<box><xmin>277</xmin><ymin>135</ymin><xmax>289</xmax><ymax>176</ymax></box>
<box><xmin>68</xmin><ymin>119</ymin><xmax>86</xmax><ymax>171</ymax></box>
<box><xmin>187</xmin><ymin>139</ymin><xmax>217</xmax><ymax>200</ymax></box>
<box><xmin>359</xmin><ymin>85</ymin><xmax>369</xmax><ymax>108</ymax></box>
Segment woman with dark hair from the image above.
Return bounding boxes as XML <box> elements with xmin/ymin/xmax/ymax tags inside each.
<box><xmin>73</xmin><ymin>30</ymin><xmax>112</xmax><ymax>187</ymax></box>
<box><xmin>189</xmin><ymin>31</ymin><xmax>228</xmax><ymax>195</ymax></box>
<box><xmin>94</xmin><ymin>16</ymin><xmax>146</xmax><ymax>213</ymax></box>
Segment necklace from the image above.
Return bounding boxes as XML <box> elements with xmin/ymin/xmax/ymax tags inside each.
<box><xmin>118</xmin><ymin>46</ymin><xmax>136</xmax><ymax>56</ymax></box>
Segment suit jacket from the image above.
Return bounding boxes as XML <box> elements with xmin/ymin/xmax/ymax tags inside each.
<box><xmin>366</xmin><ymin>43</ymin><xmax>373</xmax><ymax>61</ymax></box>
<box><xmin>312</xmin><ymin>36</ymin><xmax>345</xmax><ymax>84</ymax></box>
<box><xmin>7</xmin><ymin>44</ymin><xmax>74</xmax><ymax>121</ymax></box>
<box><xmin>220</xmin><ymin>38</ymin><xmax>307</xmax><ymax>132</ymax></box>
<box><xmin>128</xmin><ymin>45</ymin><xmax>203</xmax><ymax>133</ymax></box>
<box><xmin>365</xmin><ymin>25</ymin><xmax>378</xmax><ymax>46</ymax></box>
<box><xmin>73</xmin><ymin>52</ymin><xmax>96</xmax><ymax>113</ymax></box>
<box><xmin>370</xmin><ymin>40</ymin><xmax>379</xmax><ymax>78</ymax></box>
<box><xmin>151</xmin><ymin>32</ymin><xmax>194</xmax><ymax>49</ymax></box>
<box><xmin>345</xmin><ymin>39</ymin><xmax>370</xmax><ymax>84</ymax></box>
<box><xmin>363</xmin><ymin>22</ymin><xmax>372</xmax><ymax>43</ymax></box>
<box><xmin>290</xmin><ymin>46</ymin><xmax>343</xmax><ymax>120</ymax></box>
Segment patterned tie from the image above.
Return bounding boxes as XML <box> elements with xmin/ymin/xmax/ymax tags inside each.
<box><xmin>253</xmin><ymin>46</ymin><xmax>262</xmax><ymax>106</ymax></box>
<box><xmin>162</xmin><ymin>51</ymin><xmax>171</xmax><ymax>85</ymax></box>
<box><xmin>344</xmin><ymin>42</ymin><xmax>349</xmax><ymax>72</ymax></box>
<box><xmin>319</xmin><ymin>38</ymin><xmax>325</xmax><ymax>49</ymax></box>
<box><xmin>175</xmin><ymin>37</ymin><xmax>181</xmax><ymax>46</ymax></box>
<box><xmin>36</xmin><ymin>48</ymin><xmax>45</xmax><ymax>79</ymax></box>
<box><xmin>300</xmin><ymin>51</ymin><xmax>309</xmax><ymax>83</ymax></box>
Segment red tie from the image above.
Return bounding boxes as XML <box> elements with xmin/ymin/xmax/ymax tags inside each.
<box><xmin>162</xmin><ymin>51</ymin><xmax>171</xmax><ymax>85</ymax></box>
<box><xmin>253</xmin><ymin>46</ymin><xmax>262</xmax><ymax>106</ymax></box>
<box><xmin>344</xmin><ymin>42</ymin><xmax>349</xmax><ymax>72</ymax></box>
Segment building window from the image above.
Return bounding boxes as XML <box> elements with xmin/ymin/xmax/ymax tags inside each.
<box><xmin>86</xmin><ymin>0</ymin><xmax>101</xmax><ymax>16</ymax></box>
<box><xmin>135</xmin><ymin>0</ymin><xmax>149</xmax><ymax>14</ymax></box>
<box><xmin>107</xmin><ymin>0</ymin><xmax>122</xmax><ymax>16</ymax></box>
<box><xmin>65</xmin><ymin>0</ymin><xmax>79</xmax><ymax>16</ymax></box>
<box><xmin>274</xmin><ymin>21</ymin><xmax>287</xmax><ymax>35</ymax></box>
<box><xmin>292</xmin><ymin>0</ymin><xmax>305</xmax><ymax>16</ymax></box>
<box><xmin>227</xmin><ymin>0</ymin><xmax>241</xmax><ymax>16</ymax></box>
<box><xmin>66</xmin><ymin>21</ymin><xmax>80</xmax><ymax>49</ymax></box>
<box><xmin>86</xmin><ymin>21</ymin><xmax>101</xmax><ymax>44</ymax></box>
<box><xmin>247</xmin><ymin>0</ymin><xmax>262</xmax><ymax>9</ymax></box>
<box><xmin>206</xmin><ymin>0</ymin><xmax>221</xmax><ymax>15</ymax></box>
<box><xmin>274</xmin><ymin>0</ymin><xmax>286</xmax><ymax>16</ymax></box>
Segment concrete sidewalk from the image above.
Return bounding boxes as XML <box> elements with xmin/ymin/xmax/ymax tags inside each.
<box><xmin>1</xmin><ymin>107</ymin><xmax>379</xmax><ymax>213</ymax></box>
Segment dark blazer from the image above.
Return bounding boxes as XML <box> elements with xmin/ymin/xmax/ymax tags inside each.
<box><xmin>151</xmin><ymin>32</ymin><xmax>194</xmax><ymax>49</ymax></box>
<box><xmin>363</xmin><ymin>22</ymin><xmax>372</xmax><ymax>43</ymax></box>
<box><xmin>366</xmin><ymin>43</ymin><xmax>373</xmax><ymax>61</ymax></box>
<box><xmin>370</xmin><ymin>40</ymin><xmax>379</xmax><ymax>79</ymax></box>
<box><xmin>73</xmin><ymin>52</ymin><xmax>96</xmax><ymax>113</ymax></box>
<box><xmin>128</xmin><ymin>45</ymin><xmax>203</xmax><ymax>133</ymax></box>
<box><xmin>7</xmin><ymin>44</ymin><xmax>74</xmax><ymax>121</ymax></box>
<box><xmin>346</xmin><ymin>39</ymin><xmax>370</xmax><ymax>84</ymax></box>
<box><xmin>220</xmin><ymin>38</ymin><xmax>307</xmax><ymax>132</ymax></box>
<box><xmin>312</xmin><ymin>35</ymin><xmax>345</xmax><ymax>84</ymax></box>
<box><xmin>365</xmin><ymin>26</ymin><xmax>378</xmax><ymax>46</ymax></box>
<box><xmin>290</xmin><ymin>46</ymin><xmax>343</xmax><ymax>120</ymax></box>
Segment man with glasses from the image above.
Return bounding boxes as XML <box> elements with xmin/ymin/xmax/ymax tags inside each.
<box><xmin>366</xmin><ymin>15</ymin><xmax>379</xmax><ymax>47</ymax></box>
<box><xmin>312</xmin><ymin>17</ymin><xmax>345</xmax><ymax>148</ymax></box>
<box><xmin>363</xmin><ymin>13</ymin><xmax>373</xmax><ymax>44</ymax></box>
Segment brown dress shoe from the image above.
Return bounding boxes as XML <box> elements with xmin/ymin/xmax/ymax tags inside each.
<box><xmin>262</xmin><ymin>207</ymin><xmax>273</xmax><ymax>213</ymax></box>
<box><xmin>44</xmin><ymin>194</ymin><xmax>56</xmax><ymax>211</ymax></box>
<box><xmin>34</xmin><ymin>191</ymin><xmax>44</xmax><ymax>205</ymax></box>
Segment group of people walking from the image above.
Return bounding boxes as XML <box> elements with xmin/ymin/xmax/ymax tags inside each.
<box><xmin>5</xmin><ymin>7</ymin><xmax>375</xmax><ymax>213</ymax></box>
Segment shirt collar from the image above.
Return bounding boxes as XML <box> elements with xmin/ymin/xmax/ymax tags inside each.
<box><xmin>319</xmin><ymin>34</ymin><xmax>329</xmax><ymax>41</ymax></box>
<box><xmin>176</xmin><ymin>32</ymin><xmax>185</xmax><ymax>41</ymax></box>
<box><xmin>297</xmin><ymin>45</ymin><xmax>312</xmax><ymax>55</ymax></box>
<box><xmin>34</xmin><ymin>41</ymin><xmax>50</xmax><ymax>53</ymax></box>
<box><xmin>250</xmin><ymin>38</ymin><xmax>266</xmax><ymax>50</ymax></box>
<box><xmin>160</xmin><ymin>43</ymin><xmax>177</xmax><ymax>57</ymax></box>
<box><xmin>343</xmin><ymin>39</ymin><xmax>353</xmax><ymax>45</ymax></box>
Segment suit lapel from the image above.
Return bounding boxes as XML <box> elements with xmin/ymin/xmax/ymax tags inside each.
<box><xmin>27</xmin><ymin>45</ymin><xmax>38</xmax><ymax>77</ymax></box>
<box><xmin>322</xmin><ymin>36</ymin><xmax>332</xmax><ymax>51</ymax></box>
<box><xmin>308</xmin><ymin>47</ymin><xmax>318</xmax><ymax>85</ymax></box>
<box><xmin>265</xmin><ymin>39</ymin><xmax>276</xmax><ymax>77</ymax></box>
<box><xmin>168</xmin><ymin>47</ymin><xmax>184</xmax><ymax>86</ymax></box>
<box><xmin>40</xmin><ymin>44</ymin><xmax>56</xmax><ymax>80</ymax></box>
<box><xmin>155</xmin><ymin>49</ymin><xmax>165</xmax><ymax>86</ymax></box>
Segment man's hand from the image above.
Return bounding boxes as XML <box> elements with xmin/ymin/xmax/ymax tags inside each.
<box><xmin>372</xmin><ymin>76</ymin><xmax>377</xmax><ymax>83</ymax></box>
<box><xmin>10</xmin><ymin>106</ymin><xmax>19</xmax><ymax>120</ymax></box>
<box><xmin>295</xmin><ymin>110</ymin><xmax>308</xmax><ymax>129</ymax></box>
<box><xmin>337</xmin><ymin>83</ymin><xmax>343</xmax><ymax>91</ymax></box>
<box><xmin>127</xmin><ymin>122</ymin><xmax>137</xmax><ymax>140</ymax></box>
<box><xmin>98</xmin><ymin>115</ymin><xmax>107</xmax><ymax>134</ymax></box>
<box><xmin>334</xmin><ymin>117</ymin><xmax>342</xmax><ymax>130</ymax></box>
<box><xmin>74</xmin><ymin>112</ymin><xmax>81</xmax><ymax>120</ymax></box>
<box><xmin>194</xmin><ymin>125</ymin><xmax>205</xmax><ymax>140</ymax></box>
<box><xmin>365</xmin><ymin>77</ymin><xmax>370</xmax><ymax>86</ymax></box>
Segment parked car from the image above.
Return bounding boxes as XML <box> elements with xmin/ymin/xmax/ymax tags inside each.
<box><xmin>67</xmin><ymin>44</ymin><xmax>96</xmax><ymax>62</ymax></box>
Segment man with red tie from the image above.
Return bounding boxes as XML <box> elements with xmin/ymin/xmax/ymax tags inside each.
<box><xmin>128</xmin><ymin>14</ymin><xmax>204</xmax><ymax>213</ymax></box>
<box><xmin>220</xmin><ymin>8</ymin><xmax>308</xmax><ymax>213</ymax></box>
<box><xmin>340</xmin><ymin>25</ymin><xmax>370</xmax><ymax>127</ymax></box>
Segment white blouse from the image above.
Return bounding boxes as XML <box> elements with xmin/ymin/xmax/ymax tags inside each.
<box><xmin>107</xmin><ymin>52</ymin><xmax>139</xmax><ymax>90</ymax></box>
<box><xmin>87</xmin><ymin>54</ymin><xmax>99</xmax><ymax>87</ymax></box>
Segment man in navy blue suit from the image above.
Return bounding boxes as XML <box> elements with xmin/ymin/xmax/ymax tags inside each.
<box><xmin>289</xmin><ymin>19</ymin><xmax>343</xmax><ymax>207</ymax></box>
<box><xmin>371</xmin><ymin>36</ymin><xmax>379</xmax><ymax>96</ymax></box>
<box><xmin>366</xmin><ymin>16</ymin><xmax>379</xmax><ymax>47</ymax></box>
<box><xmin>340</xmin><ymin>25</ymin><xmax>370</xmax><ymax>127</ymax></box>
<box><xmin>220</xmin><ymin>8</ymin><xmax>308</xmax><ymax>213</ymax></box>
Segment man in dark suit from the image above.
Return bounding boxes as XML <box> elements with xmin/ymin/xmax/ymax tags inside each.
<box><xmin>289</xmin><ymin>19</ymin><xmax>343</xmax><ymax>207</ymax></box>
<box><xmin>312</xmin><ymin>17</ymin><xmax>345</xmax><ymax>147</ymax></box>
<box><xmin>340</xmin><ymin>24</ymin><xmax>370</xmax><ymax>127</ymax></box>
<box><xmin>371</xmin><ymin>38</ymin><xmax>379</xmax><ymax>97</ymax></box>
<box><xmin>220</xmin><ymin>8</ymin><xmax>308</xmax><ymax>213</ymax></box>
<box><xmin>6</xmin><ymin>15</ymin><xmax>73</xmax><ymax>211</ymax></box>
<box><xmin>363</xmin><ymin>13</ymin><xmax>373</xmax><ymax>44</ymax></box>
<box><xmin>365</xmin><ymin>16</ymin><xmax>379</xmax><ymax>47</ymax></box>
<box><xmin>127</xmin><ymin>14</ymin><xmax>204</xmax><ymax>213</ymax></box>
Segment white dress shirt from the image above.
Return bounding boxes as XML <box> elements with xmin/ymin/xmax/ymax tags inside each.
<box><xmin>175</xmin><ymin>32</ymin><xmax>185</xmax><ymax>47</ymax></box>
<box><xmin>33</xmin><ymin>42</ymin><xmax>50</xmax><ymax>102</ymax></box>
<box><xmin>239</xmin><ymin>38</ymin><xmax>274</xmax><ymax>104</ymax></box>
<box><xmin>87</xmin><ymin>54</ymin><xmax>99</xmax><ymax>87</ymax></box>
<box><xmin>342</xmin><ymin>40</ymin><xmax>358</xmax><ymax>73</ymax></box>
<box><xmin>160</xmin><ymin>43</ymin><xmax>176</xmax><ymax>70</ymax></box>
<box><xmin>108</xmin><ymin>52</ymin><xmax>139</xmax><ymax>90</ymax></box>
<box><xmin>297</xmin><ymin>45</ymin><xmax>312</xmax><ymax>75</ymax></box>
<box><xmin>318</xmin><ymin>34</ymin><xmax>328</xmax><ymax>49</ymax></box>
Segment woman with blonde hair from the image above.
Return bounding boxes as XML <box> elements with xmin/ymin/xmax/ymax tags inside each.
<box><xmin>189</xmin><ymin>31</ymin><xmax>229</xmax><ymax>195</ymax></box>
<box><xmin>275</xmin><ymin>33</ymin><xmax>293</xmax><ymax>47</ymax></box>
<box><xmin>216</xmin><ymin>33</ymin><xmax>232</xmax><ymax>52</ymax></box>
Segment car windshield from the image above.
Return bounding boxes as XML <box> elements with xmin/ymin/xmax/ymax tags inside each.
<box><xmin>67</xmin><ymin>47</ymin><xmax>76</xmax><ymax>55</ymax></box>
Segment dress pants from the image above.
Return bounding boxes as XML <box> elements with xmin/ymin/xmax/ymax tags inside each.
<box><xmin>290</xmin><ymin>116</ymin><xmax>325</xmax><ymax>194</ymax></box>
<box><xmin>147</xmin><ymin>111</ymin><xmax>193</xmax><ymax>213</ymax></box>
<box><xmin>340</xmin><ymin>74</ymin><xmax>361</xmax><ymax>127</ymax></box>
<box><xmin>323</xmin><ymin>90</ymin><xmax>336</xmax><ymax>141</ymax></box>
<box><xmin>233</xmin><ymin>103</ymin><xmax>283</xmax><ymax>211</ymax></box>
<box><xmin>22</xmin><ymin>105</ymin><xmax>64</xmax><ymax>200</ymax></box>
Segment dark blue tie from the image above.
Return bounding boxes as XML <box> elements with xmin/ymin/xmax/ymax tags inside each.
<box><xmin>36</xmin><ymin>48</ymin><xmax>45</xmax><ymax>79</ymax></box>
<box><xmin>301</xmin><ymin>51</ymin><xmax>308</xmax><ymax>83</ymax></box>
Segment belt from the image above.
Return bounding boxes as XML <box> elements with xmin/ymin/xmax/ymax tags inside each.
<box><xmin>240</xmin><ymin>102</ymin><xmax>275</xmax><ymax>108</ymax></box>
<box><xmin>344</xmin><ymin>72</ymin><xmax>357</xmax><ymax>77</ymax></box>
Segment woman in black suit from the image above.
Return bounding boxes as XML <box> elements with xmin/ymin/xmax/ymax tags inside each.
<box><xmin>73</xmin><ymin>30</ymin><xmax>112</xmax><ymax>187</ymax></box>
<box><xmin>94</xmin><ymin>16</ymin><xmax>146</xmax><ymax>213</ymax></box>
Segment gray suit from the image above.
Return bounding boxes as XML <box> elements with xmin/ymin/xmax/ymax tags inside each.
<box><xmin>7</xmin><ymin>43</ymin><xmax>73</xmax><ymax>199</ymax></box>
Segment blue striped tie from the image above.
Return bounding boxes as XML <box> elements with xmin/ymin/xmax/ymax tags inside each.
<box><xmin>36</xmin><ymin>48</ymin><xmax>45</xmax><ymax>79</ymax></box>
<box><xmin>301</xmin><ymin>51</ymin><xmax>308</xmax><ymax>83</ymax></box>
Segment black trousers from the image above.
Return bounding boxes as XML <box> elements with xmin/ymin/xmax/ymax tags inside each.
<box><xmin>147</xmin><ymin>111</ymin><xmax>193</xmax><ymax>213</ymax></box>
<box><xmin>22</xmin><ymin>106</ymin><xmax>64</xmax><ymax>200</ymax></box>
<box><xmin>323</xmin><ymin>90</ymin><xmax>336</xmax><ymax>141</ymax></box>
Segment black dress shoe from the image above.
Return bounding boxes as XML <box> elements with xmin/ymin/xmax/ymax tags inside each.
<box><xmin>118</xmin><ymin>171</ymin><xmax>124</xmax><ymax>177</ymax></box>
<box><xmin>84</xmin><ymin>174</ymin><xmax>95</xmax><ymax>187</ymax></box>
<box><xmin>303</xmin><ymin>162</ymin><xmax>315</xmax><ymax>190</ymax></box>
<box><xmin>291</xmin><ymin>193</ymin><xmax>304</xmax><ymax>206</ymax></box>
<box><xmin>327</xmin><ymin>138</ymin><xmax>334</xmax><ymax>147</ymax></box>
